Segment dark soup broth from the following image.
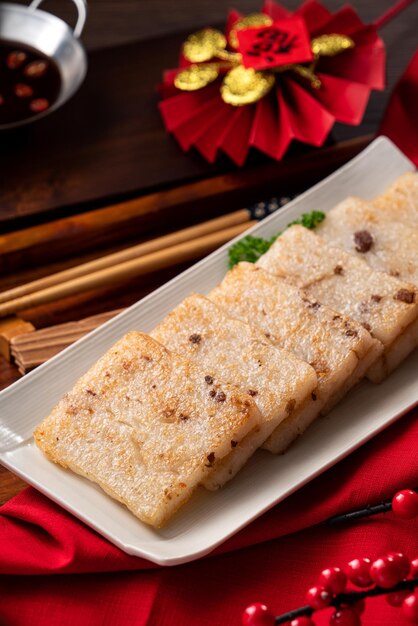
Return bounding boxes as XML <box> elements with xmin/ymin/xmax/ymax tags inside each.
<box><xmin>0</xmin><ymin>41</ymin><xmax>61</xmax><ymax>125</ymax></box>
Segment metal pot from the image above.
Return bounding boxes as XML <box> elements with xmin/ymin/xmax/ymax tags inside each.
<box><xmin>0</xmin><ymin>0</ymin><xmax>87</xmax><ymax>129</ymax></box>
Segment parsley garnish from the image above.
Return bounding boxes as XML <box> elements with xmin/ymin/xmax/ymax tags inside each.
<box><xmin>228</xmin><ymin>210</ymin><xmax>325</xmax><ymax>269</ymax></box>
<box><xmin>227</xmin><ymin>234</ymin><xmax>279</xmax><ymax>268</ymax></box>
<box><xmin>287</xmin><ymin>211</ymin><xmax>326</xmax><ymax>230</ymax></box>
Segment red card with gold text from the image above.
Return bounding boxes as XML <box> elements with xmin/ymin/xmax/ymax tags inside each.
<box><xmin>238</xmin><ymin>16</ymin><xmax>313</xmax><ymax>70</ymax></box>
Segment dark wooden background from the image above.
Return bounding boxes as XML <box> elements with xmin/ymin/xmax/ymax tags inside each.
<box><xmin>14</xmin><ymin>0</ymin><xmax>418</xmax><ymax>54</ymax></box>
<box><xmin>2</xmin><ymin>0</ymin><xmax>417</xmax><ymax>230</ymax></box>
<box><xmin>13</xmin><ymin>0</ymin><xmax>418</xmax><ymax>120</ymax></box>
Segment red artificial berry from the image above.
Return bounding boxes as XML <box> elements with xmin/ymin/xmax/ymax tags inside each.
<box><xmin>306</xmin><ymin>585</ymin><xmax>332</xmax><ymax>609</ymax></box>
<box><xmin>402</xmin><ymin>593</ymin><xmax>418</xmax><ymax>623</ymax></box>
<box><xmin>319</xmin><ymin>567</ymin><xmax>347</xmax><ymax>594</ymax></box>
<box><xmin>387</xmin><ymin>590</ymin><xmax>410</xmax><ymax>607</ymax></box>
<box><xmin>370</xmin><ymin>555</ymin><xmax>404</xmax><ymax>588</ymax></box>
<box><xmin>14</xmin><ymin>83</ymin><xmax>33</xmax><ymax>98</ymax></box>
<box><xmin>6</xmin><ymin>50</ymin><xmax>27</xmax><ymax>69</ymax></box>
<box><xmin>410</xmin><ymin>558</ymin><xmax>418</xmax><ymax>578</ymax></box>
<box><xmin>290</xmin><ymin>617</ymin><xmax>315</xmax><ymax>626</ymax></box>
<box><xmin>30</xmin><ymin>98</ymin><xmax>50</xmax><ymax>113</ymax></box>
<box><xmin>329</xmin><ymin>607</ymin><xmax>361</xmax><ymax>626</ymax></box>
<box><xmin>242</xmin><ymin>602</ymin><xmax>275</xmax><ymax>626</ymax></box>
<box><xmin>24</xmin><ymin>60</ymin><xmax>48</xmax><ymax>78</ymax></box>
<box><xmin>392</xmin><ymin>489</ymin><xmax>418</xmax><ymax>519</ymax></box>
<box><xmin>346</xmin><ymin>558</ymin><xmax>373</xmax><ymax>587</ymax></box>
<box><xmin>387</xmin><ymin>552</ymin><xmax>410</xmax><ymax>579</ymax></box>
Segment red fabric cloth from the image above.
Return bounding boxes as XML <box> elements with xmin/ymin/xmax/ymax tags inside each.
<box><xmin>1</xmin><ymin>408</ymin><xmax>417</xmax><ymax>625</ymax></box>
<box><xmin>380</xmin><ymin>47</ymin><xmax>418</xmax><ymax>166</ymax></box>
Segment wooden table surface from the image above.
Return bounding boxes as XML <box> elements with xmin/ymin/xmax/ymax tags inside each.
<box><xmin>1</xmin><ymin>0</ymin><xmax>417</xmax><ymax>505</ymax></box>
<box><xmin>2</xmin><ymin>0</ymin><xmax>417</xmax><ymax>229</ymax></box>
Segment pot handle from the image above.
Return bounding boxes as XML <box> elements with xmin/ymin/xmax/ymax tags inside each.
<box><xmin>28</xmin><ymin>0</ymin><xmax>87</xmax><ymax>38</ymax></box>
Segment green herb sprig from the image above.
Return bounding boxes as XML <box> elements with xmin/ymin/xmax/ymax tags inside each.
<box><xmin>287</xmin><ymin>210</ymin><xmax>326</xmax><ymax>230</ymax></box>
<box><xmin>228</xmin><ymin>210</ymin><xmax>326</xmax><ymax>269</ymax></box>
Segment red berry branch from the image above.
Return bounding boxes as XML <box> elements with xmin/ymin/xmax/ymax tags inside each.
<box><xmin>327</xmin><ymin>489</ymin><xmax>418</xmax><ymax>525</ymax></box>
<box><xmin>243</xmin><ymin>570</ymin><xmax>418</xmax><ymax>625</ymax></box>
<box><xmin>243</xmin><ymin>489</ymin><xmax>418</xmax><ymax>626</ymax></box>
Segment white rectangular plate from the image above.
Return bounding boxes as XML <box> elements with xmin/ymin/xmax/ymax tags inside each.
<box><xmin>1</xmin><ymin>137</ymin><xmax>417</xmax><ymax>566</ymax></box>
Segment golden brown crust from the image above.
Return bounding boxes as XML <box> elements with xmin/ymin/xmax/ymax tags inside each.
<box><xmin>34</xmin><ymin>332</ymin><xmax>261</xmax><ymax>527</ymax></box>
<box><xmin>373</xmin><ymin>172</ymin><xmax>418</xmax><ymax>228</ymax></box>
<box><xmin>316</xmin><ymin>197</ymin><xmax>418</xmax><ymax>288</ymax></box>
<box><xmin>258</xmin><ymin>225</ymin><xmax>418</xmax><ymax>349</ymax></box>
<box><xmin>152</xmin><ymin>294</ymin><xmax>317</xmax><ymax>488</ymax></box>
<box><xmin>209</xmin><ymin>262</ymin><xmax>379</xmax><ymax>417</ymax></box>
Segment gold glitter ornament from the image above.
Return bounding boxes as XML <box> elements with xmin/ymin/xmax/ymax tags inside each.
<box><xmin>175</xmin><ymin>19</ymin><xmax>356</xmax><ymax>102</ymax></box>
<box><xmin>216</xmin><ymin>49</ymin><xmax>242</xmax><ymax>63</ymax></box>
<box><xmin>183</xmin><ymin>29</ymin><xmax>227</xmax><ymax>63</ymax></box>
<box><xmin>229</xmin><ymin>13</ymin><xmax>273</xmax><ymax>49</ymax></box>
<box><xmin>221</xmin><ymin>66</ymin><xmax>275</xmax><ymax>105</ymax></box>
<box><xmin>277</xmin><ymin>63</ymin><xmax>322</xmax><ymax>89</ymax></box>
<box><xmin>311</xmin><ymin>34</ymin><xmax>355</xmax><ymax>57</ymax></box>
<box><xmin>292</xmin><ymin>64</ymin><xmax>321</xmax><ymax>89</ymax></box>
<box><xmin>174</xmin><ymin>64</ymin><xmax>220</xmax><ymax>91</ymax></box>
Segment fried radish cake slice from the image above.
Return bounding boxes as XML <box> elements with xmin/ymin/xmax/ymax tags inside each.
<box><xmin>258</xmin><ymin>225</ymin><xmax>418</xmax><ymax>382</ymax></box>
<box><xmin>152</xmin><ymin>294</ymin><xmax>317</xmax><ymax>489</ymax></box>
<box><xmin>315</xmin><ymin>197</ymin><xmax>418</xmax><ymax>286</ymax></box>
<box><xmin>34</xmin><ymin>332</ymin><xmax>262</xmax><ymax>528</ymax></box>
<box><xmin>209</xmin><ymin>263</ymin><xmax>381</xmax><ymax>453</ymax></box>
<box><xmin>373</xmin><ymin>172</ymin><xmax>418</xmax><ymax>227</ymax></box>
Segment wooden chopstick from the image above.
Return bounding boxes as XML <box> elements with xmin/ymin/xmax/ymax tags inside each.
<box><xmin>0</xmin><ymin>221</ymin><xmax>255</xmax><ymax>318</ymax></box>
<box><xmin>0</xmin><ymin>209</ymin><xmax>250</xmax><ymax>306</ymax></box>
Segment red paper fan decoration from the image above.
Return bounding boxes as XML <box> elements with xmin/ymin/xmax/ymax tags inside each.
<box><xmin>158</xmin><ymin>0</ymin><xmax>386</xmax><ymax>166</ymax></box>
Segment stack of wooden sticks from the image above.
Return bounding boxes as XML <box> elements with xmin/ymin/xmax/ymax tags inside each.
<box><xmin>10</xmin><ymin>310</ymin><xmax>121</xmax><ymax>374</ymax></box>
